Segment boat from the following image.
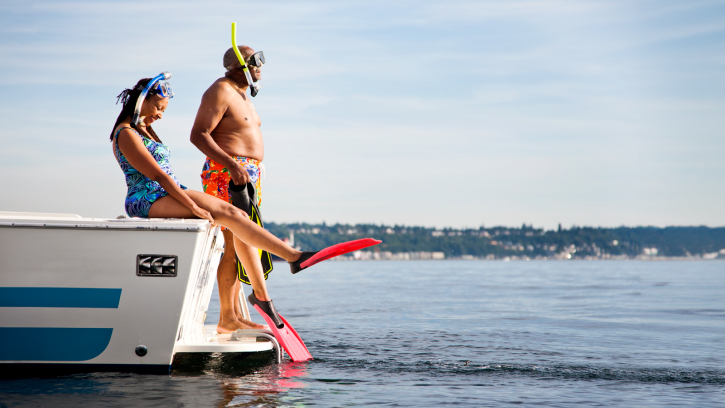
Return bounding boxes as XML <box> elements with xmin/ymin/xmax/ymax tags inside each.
<box><xmin>0</xmin><ymin>211</ymin><xmax>281</xmax><ymax>374</ymax></box>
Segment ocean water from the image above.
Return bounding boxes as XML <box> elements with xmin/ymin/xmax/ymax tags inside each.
<box><xmin>1</xmin><ymin>260</ymin><xmax>724</xmax><ymax>407</ymax></box>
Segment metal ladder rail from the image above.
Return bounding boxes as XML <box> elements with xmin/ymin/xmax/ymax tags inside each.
<box><xmin>230</xmin><ymin>330</ymin><xmax>282</xmax><ymax>364</ymax></box>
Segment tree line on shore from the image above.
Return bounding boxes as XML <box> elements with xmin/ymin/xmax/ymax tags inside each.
<box><xmin>265</xmin><ymin>222</ymin><xmax>725</xmax><ymax>259</ymax></box>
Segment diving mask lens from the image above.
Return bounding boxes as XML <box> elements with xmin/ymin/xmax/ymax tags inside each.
<box><xmin>154</xmin><ymin>81</ymin><xmax>174</xmax><ymax>98</ymax></box>
<box><xmin>247</xmin><ymin>51</ymin><xmax>265</xmax><ymax>67</ymax></box>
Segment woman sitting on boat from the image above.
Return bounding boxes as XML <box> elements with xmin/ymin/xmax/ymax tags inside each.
<box><xmin>110</xmin><ymin>75</ymin><xmax>377</xmax><ymax>335</ymax></box>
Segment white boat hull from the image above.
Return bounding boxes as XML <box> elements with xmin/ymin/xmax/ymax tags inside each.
<box><xmin>0</xmin><ymin>212</ymin><xmax>273</xmax><ymax>374</ymax></box>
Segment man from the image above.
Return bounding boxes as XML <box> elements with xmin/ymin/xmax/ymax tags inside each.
<box><xmin>190</xmin><ymin>45</ymin><xmax>270</xmax><ymax>333</ymax></box>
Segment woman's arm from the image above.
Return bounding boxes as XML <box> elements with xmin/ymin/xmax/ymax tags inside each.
<box><xmin>116</xmin><ymin>129</ymin><xmax>214</xmax><ymax>223</ymax></box>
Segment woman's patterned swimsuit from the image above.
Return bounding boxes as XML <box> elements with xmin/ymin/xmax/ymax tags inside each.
<box><xmin>113</xmin><ymin>127</ymin><xmax>187</xmax><ymax>218</ymax></box>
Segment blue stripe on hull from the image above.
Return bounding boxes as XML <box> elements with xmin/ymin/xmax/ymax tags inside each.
<box><xmin>0</xmin><ymin>328</ymin><xmax>113</xmax><ymax>361</ymax></box>
<box><xmin>0</xmin><ymin>288</ymin><xmax>122</xmax><ymax>308</ymax></box>
<box><xmin>0</xmin><ymin>363</ymin><xmax>170</xmax><ymax>377</ymax></box>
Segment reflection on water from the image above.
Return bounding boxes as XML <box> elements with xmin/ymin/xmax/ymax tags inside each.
<box><xmin>172</xmin><ymin>352</ymin><xmax>308</xmax><ymax>407</ymax></box>
<box><xmin>0</xmin><ymin>353</ymin><xmax>310</xmax><ymax>407</ymax></box>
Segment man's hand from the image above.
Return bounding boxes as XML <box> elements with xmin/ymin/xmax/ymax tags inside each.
<box><xmin>229</xmin><ymin>161</ymin><xmax>251</xmax><ymax>186</ymax></box>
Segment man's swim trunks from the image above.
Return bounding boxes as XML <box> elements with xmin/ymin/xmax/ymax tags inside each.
<box><xmin>202</xmin><ymin>156</ymin><xmax>271</xmax><ymax>282</ymax></box>
<box><xmin>113</xmin><ymin>127</ymin><xmax>187</xmax><ymax>218</ymax></box>
<box><xmin>201</xmin><ymin>156</ymin><xmax>262</xmax><ymax>206</ymax></box>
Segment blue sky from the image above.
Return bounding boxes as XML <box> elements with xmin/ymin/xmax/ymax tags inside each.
<box><xmin>0</xmin><ymin>0</ymin><xmax>723</xmax><ymax>229</ymax></box>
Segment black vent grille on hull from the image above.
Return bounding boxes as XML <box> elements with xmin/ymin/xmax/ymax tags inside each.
<box><xmin>136</xmin><ymin>255</ymin><xmax>178</xmax><ymax>277</ymax></box>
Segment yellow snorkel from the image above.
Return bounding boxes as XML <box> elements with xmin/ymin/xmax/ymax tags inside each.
<box><xmin>231</xmin><ymin>22</ymin><xmax>260</xmax><ymax>97</ymax></box>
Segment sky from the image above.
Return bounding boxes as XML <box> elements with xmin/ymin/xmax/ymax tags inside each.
<box><xmin>0</xmin><ymin>0</ymin><xmax>723</xmax><ymax>229</ymax></box>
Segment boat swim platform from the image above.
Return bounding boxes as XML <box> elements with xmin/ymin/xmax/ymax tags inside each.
<box><xmin>175</xmin><ymin>325</ymin><xmax>281</xmax><ymax>363</ymax></box>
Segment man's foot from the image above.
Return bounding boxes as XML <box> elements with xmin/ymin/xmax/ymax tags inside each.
<box><xmin>217</xmin><ymin>318</ymin><xmax>265</xmax><ymax>334</ymax></box>
<box><xmin>237</xmin><ymin>316</ymin><xmax>266</xmax><ymax>330</ymax></box>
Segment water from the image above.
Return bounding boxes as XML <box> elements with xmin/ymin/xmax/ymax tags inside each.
<box><xmin>1</xmin><ymin>261</ymin><xmax>724</xmax><ymax>407</ymax></box>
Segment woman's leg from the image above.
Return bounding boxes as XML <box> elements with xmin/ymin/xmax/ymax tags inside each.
<box><xmin>149</xmin><ymin>190</ymin><xmax>300</xmax><ymax>332</ymax></box>
<box><xmin>149</xmin><ymin>190</ymin><xmax>300</xmax><ymax>261</ymax></box>
<box><xmin>219</xmin><ymin>229</ymin><xmax>270</xmax><ymax>324</ymax></box>
<box><xmin>234</xmin><ymin>235</ymin><xmax>271</xmax><ymax>301</ymax></box>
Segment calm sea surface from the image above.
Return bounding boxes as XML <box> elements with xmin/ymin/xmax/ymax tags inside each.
<box><xmin>2</xmin><ymin>261</ymin><xmax>724</xmax><ymax>407</ymax></box>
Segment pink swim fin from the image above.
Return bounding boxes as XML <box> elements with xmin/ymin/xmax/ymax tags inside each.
<box><xmin>248</xmin><ymin>292</ymin><xmax>313</xmax><ymax>362</ymax></box>
<box><xmin>289</xmin><ymin>238</ymin><xmax>382</xmax><ymax>274</ymax></box>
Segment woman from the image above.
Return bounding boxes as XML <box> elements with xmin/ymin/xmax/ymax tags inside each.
<box><xmin>111</xmin><ymin>77</ymin><xmax>306</xmax><ymax>333</ymax></box>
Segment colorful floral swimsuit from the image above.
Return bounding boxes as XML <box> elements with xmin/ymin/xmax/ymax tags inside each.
<box><xmin>113</xmin><ymin>127</ymin><xmax>187</xmax><ymax>218</ymax></box>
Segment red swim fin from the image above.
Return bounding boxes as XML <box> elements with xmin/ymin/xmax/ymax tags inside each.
<box><xmin>290</xmin><ymin>238</ymin><xmax>382</xmax><ymax>274</ymax></box>
<box><xmin>251</xmin><ymin>304</ymin><xmax>313</xmax><ymax>362</ymax></box>
<box><xmin>278</xmin><ymin>314</ymin><xmax>312</xmax><ymax>359</ymax></box>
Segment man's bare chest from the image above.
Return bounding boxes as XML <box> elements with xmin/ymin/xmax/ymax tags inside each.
<box><xmin>222</xmin><ymin>99</ymin><xmax>261</xmax><ymax>129</ymax></box>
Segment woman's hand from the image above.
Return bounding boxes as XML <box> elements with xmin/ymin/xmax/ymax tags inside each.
<box><xmin>192</xmin><ymin>205</ymin><xmax>216</xmax><ymax>226</ymax></box>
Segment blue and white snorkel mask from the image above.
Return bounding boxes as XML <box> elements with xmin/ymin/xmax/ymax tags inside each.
<box><xmin>131</xmin><ymin>72</ymin><xmax>173</xmax><ymax>126</ymax></box>
<box><xmin>145</xmin><ymin>80</ymin><xmax>174</xmax><ymax>98</ymax></box>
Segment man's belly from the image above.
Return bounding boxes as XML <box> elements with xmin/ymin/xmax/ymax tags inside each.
<box><xmin>213</xmin><ymin>134</ymin><xmax>264</xmax><ymax>161</ymax></box>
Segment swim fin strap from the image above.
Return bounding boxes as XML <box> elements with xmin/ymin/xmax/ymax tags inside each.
<box><xmin>290</xmin><ymin>238</ymin><xmax>383</xmax><ymax>274</ymax></box>
<box><xmin>248</xmin><ymin>292</ymin><xmax>313</xmax><ymax>362</ymax></box>
<box><xmin>229</xmin><ymin>181</ymin><xmax>273</xmax><ymax>284</ymax></box>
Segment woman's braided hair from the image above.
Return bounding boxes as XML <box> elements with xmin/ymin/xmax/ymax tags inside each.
<box><xmin>110</xmin><ymin>78</ymin><xmax>163</xmax><ymax>143</ymax></box>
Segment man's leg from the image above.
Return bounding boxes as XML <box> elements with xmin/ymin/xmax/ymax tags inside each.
<box><xmin>217</xmin><ymin>229</ymin><xmax>264</xmax><ymax>333</ymax></box>
<box><xmin>201</xmin><ymin>156</ymin><xmax>270</xmax><ymax>331</ymax></box>
<box><xmin>232</xmin><ymin>279</ymin><xmax>244</xmax><ymax>320</ymax></box>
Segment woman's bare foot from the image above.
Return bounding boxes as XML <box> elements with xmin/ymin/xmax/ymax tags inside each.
<box><xmin>288</xmin><ymin>250</ymin><xmax>302</xmax><ymax>263</ymax></box>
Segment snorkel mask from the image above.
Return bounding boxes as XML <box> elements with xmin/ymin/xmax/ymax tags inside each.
<box><xmin>231</xmin><ymin>22</ymin><xmax>262</xmax><ymax>97</ymax></box>
<box><xmin>247</xmin><ymin>51</ymin><xmax>265</xmax><ymax>68</ymax></box>
<box><xmin>131</xmin><ymin>71</ymin><xmax>173</xmax><ymax>126</ymax></box>
<box><xmin>146</xmin><ymin>80</ymin><xmax>174</xmax><ymax>98</ymax></box>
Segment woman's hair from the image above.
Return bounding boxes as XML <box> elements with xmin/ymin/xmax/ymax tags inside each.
<box><xmin>110</xmin><ymin>78</ymin><xmax>162</xmax><ymax>143</ymax></box>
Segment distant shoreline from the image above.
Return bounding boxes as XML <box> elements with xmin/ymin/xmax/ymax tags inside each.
<box><xmin>267</xmin><ymin>222</ymin><xmax>725</xmax><ymax>261</ymax></box>
<box><xmin>327</xmin><ymin>252</ymin><xmax>725</xmax><ymax>262</ymax></box>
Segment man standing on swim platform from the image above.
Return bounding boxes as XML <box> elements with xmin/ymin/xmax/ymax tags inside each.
<box><xmin>190</xmin><ymin>45</ymin><xmax>269</xmax><ymax>332</ymax></box>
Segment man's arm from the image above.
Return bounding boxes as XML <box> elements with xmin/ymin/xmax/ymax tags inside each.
<box><xmin>190</xmin><ymin>83</ymin><xmax>250</xmax><ymax>185</ymax></box>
